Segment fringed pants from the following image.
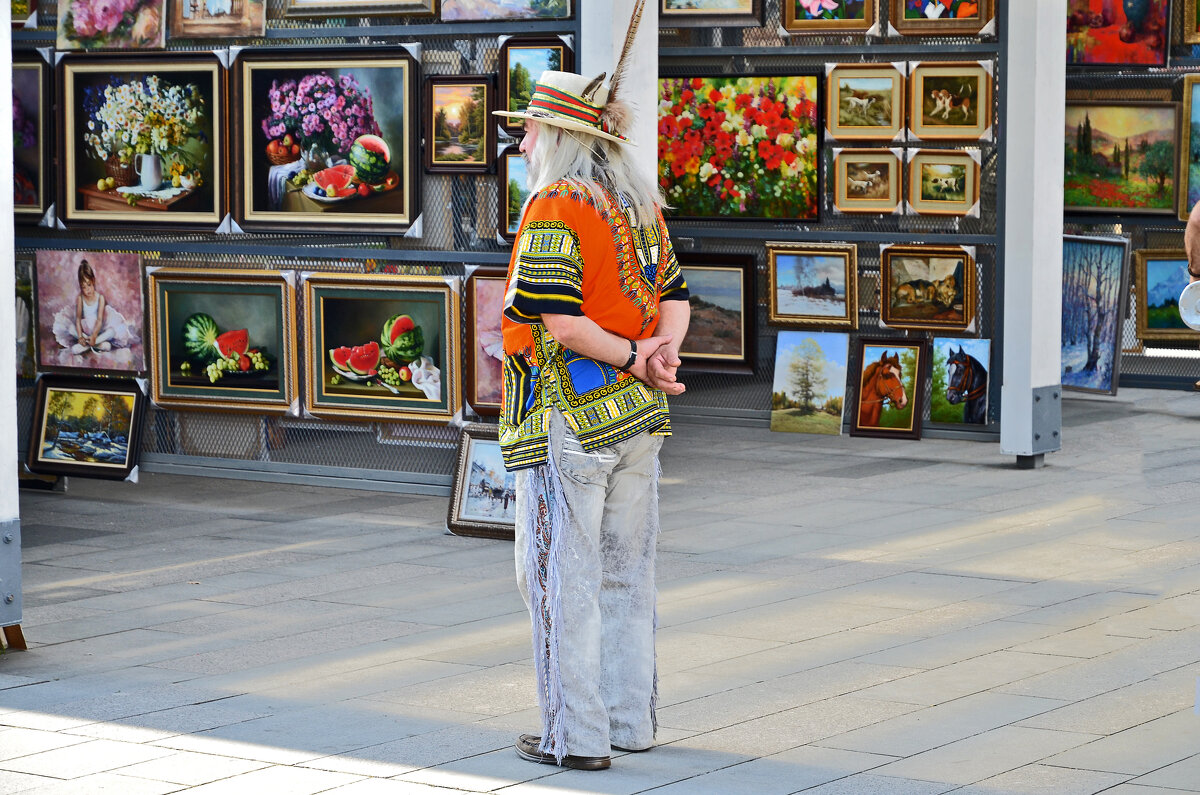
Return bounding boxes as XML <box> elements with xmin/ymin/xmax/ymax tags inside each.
<box><xmin>514</xmin><ymin>409</ymin><xmax>663</xmax><ymax>761</ymax></box>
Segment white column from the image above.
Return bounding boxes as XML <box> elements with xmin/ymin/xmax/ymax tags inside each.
<box><xmin>1</xmin><ymin>0</ymin><xmax>21</xmax><ymax>625</ymax></box>
<box><xmin>1000</xmin><ymin>0</ymin><xmax>1066</xmax><ymax>465</ymax></box>
<box><xmin>578</xmin><ymin>0</ymin><xmax>658</xmax><ymax>182</ymax></box>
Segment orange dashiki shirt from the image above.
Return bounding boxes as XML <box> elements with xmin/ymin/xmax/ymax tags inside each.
<box><xmin>499</xmin><ymin>179</ymin><xmax>689</xmax><ymax>471</ymax></box>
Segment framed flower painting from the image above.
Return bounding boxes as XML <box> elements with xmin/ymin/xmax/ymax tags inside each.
<box><xmin>442</xmin><ymin>0</ymin><xmax>570</xmax><ymax>20</ymax></box>
<box><xmin>13</xmin><ymin>55</ymin><xmax>50</xmax><ymax>223</ymax></box>
<box><xmin>424</xmin><ymin>76</ymin><xmax>492</xmax><ymax>173</ymax></box>
<box><xmin>235</xmin><ymin>47</ymin><xmax>418</xmax><ymax>235</ymax></box>
<box><xmin>660</xmin><ymin>0</ymin><xmax>762</xmax><ymax>27</ymax></box>
<box><xmin>890</xmin><ymin>0</ymin><xmax>993</xmax><ymax>36</ymax></box>
<box><xmin>57</xmin><ymin>0</ymin><xmax>165</xmax><ymax>49</ymax></box>
<box><xmin>60</xmin><ymin>53</ymin><xmax>225</xmax><ymax>229</ymax></box>
<box><xmin>12</xmin><ymin>0</ymin><xmax>37</xmax><ymax>26</ymax></box>
<box><xmin>783</xmin><ymin>0</ymin><xmax>876</xmax><ymax>33</ymax></box>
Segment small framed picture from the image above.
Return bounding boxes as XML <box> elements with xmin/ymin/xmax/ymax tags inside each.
<box><xmin>826</xmin><ymin>63</ymin><xmax>904</xmax><ymax>142</ymax></box>
<box><xmin>1133</xmin><ymin>250</ymin><xmax>1198</xmax><ymax>342</ymax></box>
<box><xmin>499</xmin><ymin>146</ymin><xmax>530</xmax><ymax>243</ymax></box>
<box><xmin>147</xmin><ymin>268</ymin><xmax>299</xmax><ymax>414</ymax></box>
<box><xmin>1066</xmin><ymin>1</ymin><xmax>1168</xmax><ymax>67</ymax></box>
<box><xmin>13</xmin><ymin>54</ymin><xmax>50</xmax><ymax>222</ymax></box>
<box><xmin>931</xmin><ymin>337</ymin><xmax>990</xmax><ymax>425</ymax></box>
<box><xmin>498</xmin><ymin>37</ymin><xmax>574</xmax><ymax>135</ymax></box>
<box><xmin>1062</xmin><ymin>235</ymin><xmax>1130</xmax><ymax>395</ymax></box>
<box><xmin>909</xmin><ymin>61</ymin><xmax>993</xmax><ymax>141</ymax></box>
<box><xmin>442</xmin><ymin>0</ymin><xmax>570</xmax><ymax>20</ymax></box>
<box><xmin>1187</xmin><ymin>0</ymin><xmax>1200</xmax><ymax>45</ymax></box>
<box><xmin>770</xmin><ymin>331</ymin><xmax>850</xmax><ymax>436</ymax></box>
<box><xmin>447</xmin><ymin>423</ymin><xmax>516</xmax><ymax>540</ymax></box>
<box><xmin>890</xmin><ymin>0</ymin><xmax>993</xmax><ymax>36</ymax></box>
<box><xmin>283</xmin><ymin>0</ymin><xmax>434</xmax><ymax>16</ymax></box>
<box><xmin>766</xmin><ymin>242</ymin><xmax>857</xmax><ymax>329</ymax></box>
<box><xmin>425</xmin><ymin>76</ymin><xmax>493</xmax><ymax>173</ymax></box>
<box><xmin>1181</xmin><ymin>76</ymin><xmax>1200</xmax><ymax>221</ymax></box>
<box><xmin>171</xmin><ymin>0</ymin><xmax>266</xmax><ymax>37</ymax></box>
<box><xmin>659</xmin><ymin>0</ymin><xmax>762</xmax><ymax>28</ymax></box>
<box><xmin>880</xmin><ymin>244</ymin><xmax>975</xmax><ymax>333</ymax></box>
<box><xmin>465</xmin><ymin>266</ymin><xmax>507</xmax><ymax>416</ymax></box>
<box><xmin>677</xmin><ymin>254</ymin><xmax>755</xmax><ymax>374</ymax></box>
<box><xmin>833</xmin><ymin>148</ymin><xmax>902</xmax><ymax>214</ymax></box>
<box><xmin>850</xmin><ymin>337</ymin><xmax>927</xmax><ymax>440</ymax></box>
<box><xmin>783</xmin><ymin>0</ymin><xmax>876</xmax><ymax>33</ymax></box>
<box><xmin>12</xmin><ymin>0</ymin><xmax>37</xmax><ymax>26</ymax></box>
<box><xmin>908</xmin><ymin>149</ymin><xmax>980</xmax><ymax>216</ymax></box>
<box><xmin>1065</xmin><ymin>99</ymin><xmax>1178</xmax><ymax>216</ymax></box>
<box><xmin>26</xmin><ymin>374</ymin><xmax>147</xmax><ymax>480</ymax></box>
<box><xmin>58</xmin><ymin>0</ymin><xmax>164</xmax><ymax>48</ymax></box>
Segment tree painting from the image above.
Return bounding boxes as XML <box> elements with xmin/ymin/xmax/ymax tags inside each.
<box><xmin>1185</xmin><ymin>80</ymin><xmax>1200</xmax><ymax>220</ymax></box>
<box><xmin>39</xmin><ymin>387</ymin><xmax>136</xmax><ymax>466</ymax></box>
<box><xmin>1064</xmin><ymin>103</ymin><xmax>1177</xmax><ymax>213</ymax></box>
<box><xmin>770</xmin><ymin>331</ymin><xmax>848</xmax><ymax>435</ymax></box>
<box><xmin>506</xmin><ymin>46</ymin><xmax>562</xmax><ymax>116</ymax></box>
<box><xmin>432</xmin><ymin>83</ymin><xmax>488</xmax><ymax>164</ymax></box>
<box><xmin>1062</xmin><ymin>237</ymin><xmax>1128</xmax><ymax>393</ymax></box>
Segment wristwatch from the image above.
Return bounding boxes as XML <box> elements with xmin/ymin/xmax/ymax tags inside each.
<box><xmin>617</xmin><ymin>339</ymin><xmax>638</xmax><ymax>372</ymax></box>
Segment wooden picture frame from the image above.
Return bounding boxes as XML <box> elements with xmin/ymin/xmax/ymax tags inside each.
<box><xmin>1133</xmin><ymin>249</ymin><xmax>1199</xmax><ymax>342</ymax></box>
<box><xmin>1062</xmin><ymin>235</ymin><xmax>1130</xmax><ymax>396</ymax></box>
<box><xmin>147</xmin><ymin>268</ymin><xmax>299</xmax><ymax>414</ymax></box>
<box><xmin>465</xmin><ymin>266</ymin><xmax>507</xmax><ymax>416</ymax></box>
<box><xmin>850</xmin><ymin>336</ymin><xmax>927</xmax><ymax>440</ymax></box>
<box><xmin>783</xmin><ymin>0</ymin><xmax>876</xmax><ymax>33</ymax></box>
<box><xmin>59</xmin><ymin>52</ymin><xmax>226</xmax><ymax>229</ymax></box>
<box><xmin>26</xmin><ymin>374</ymin><xmax>147</xmax><ymax>480</ymax></box>
<box><xmin>766</xmin><ymin>242</ymin><xmax>857</xmax><ymax>329</ymax></box>
<box><xmin>826</xmin><ymin>63</ymin><xmax>904</xmax><ymax>142</ymax></box>
<box><xmin>283</xmin><ymin>0</ymin><xmax>435</xmax><ymax>16</ymax></box>
<box><xmin>909</xmin><ymin>61</ymin><xmax>993</xmax><ymax>141</ymax></box>
<box><xmin>1187</xmin><ymin>0</ymin><xmax>1200</xmax><ymax>45</ymax></box>
<box><xmin>880</xmin><ymin>244</ymin><xmax>975</xmax><ymax>333</ymax></box>
<box><xmin>58</xmin><ymin>0</ymin><xmax>165</xmax><ymax>48</ymax></box>
<box><xmin>171</xmin><ymin>0</ymin><xmax>267</xmax><ymax>38</ymax></box>
<box><xmin>659</xmin><ymin>0</ymin><xmax>762</xmax><ymax>28</ymax></box>
<box><xmin>302</xmin><ymin>273</ymin><xmax>461</xmax><ymax>423</ymax></box>
<box><xmin>908</xmin><ymin>149</ymin><xmax>980</xmax><ymax>216</ymax></box>
<box><xmin>447</xmin><ymin>423</ymin><xmax>516</xmax><ymax>540</ymax></box>
<box><xmin>498</xmin><ymin>145</ymin><xmax>529</xmax><ymax>243</ymax></box>
<box><xmin>235</xmin><ymin>46</ymin><xmax>419</xmax><ymax>235</ymax></box>
<box><xmin>889</xmin><ymin>0</ymin><xmax>993</xmax><ymax>36</ymax></box>
<box><xmin>658</xmin><ymin>73</ymin><xmax>822</xmax><ymax>222</ymax></box>
<box><xmin>424</xmin><ymin>76</ymin><xmax>493</xmax><ymax>174</ymax></box>
<box><xmin>676</xmin><ymin>253</ymin><xmax>755</xmax><ymax>374</ymax></box>
<box><xmin>833</xmin><ymin>148</ymin><xmax>902</xmax><ymax>214</ymax></box>
<box><xmin>13</xmin><ymin>54</ymin><xmax>51</xmax><ymax>223</ymax></box>
<box><xmin>498</xmin><ymin>37</ymin><xmax>574</xmax><ymax>135</ymax></box>
<box><xmin>12</xmin><ymin>0</ymin><xmax>37</xmax><ymax>27</ymax></box>
<box><xmin>1179</xmin><ymin>76</ymin><xmax>1200</xmax><ymax>221</ymax></box>
<box><xmin>441</xmin><ymin>0</ymin><xmax>570</xmax><ymax>20</ymax></box>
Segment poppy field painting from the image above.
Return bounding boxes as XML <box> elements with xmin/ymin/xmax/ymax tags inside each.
<box><xmin>1063</xmin><ymin>101</ymin><xmax>1177</xmax><ymax>215</ymax></box>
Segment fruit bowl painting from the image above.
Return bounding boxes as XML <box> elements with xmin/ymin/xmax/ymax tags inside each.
<box><xmin>238</xmin><ymin>48</ymin><xmax>417</xmax><ymax>234</ymax></box>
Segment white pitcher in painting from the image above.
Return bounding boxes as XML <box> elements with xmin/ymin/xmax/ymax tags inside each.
<box><xmin>134</xmin><ymin>153</ymin><xmax>163</xmax><ymax>190</ymax></box>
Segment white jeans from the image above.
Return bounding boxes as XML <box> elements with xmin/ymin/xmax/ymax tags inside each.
<box><xmin>515</xmin><ymin>409</ymin><xmax>663</xmax><ymax>760</ymax></box>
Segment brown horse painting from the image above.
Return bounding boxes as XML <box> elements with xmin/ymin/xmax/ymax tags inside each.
<box><xmin>858</xmin><ymin>350</ymin><xmax>908</xmax><ymax>427</ymax></box>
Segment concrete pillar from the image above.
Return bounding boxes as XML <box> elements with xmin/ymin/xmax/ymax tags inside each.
<box><xmin>1000</xmin><ymin>0</ymin><xmax>1066</xmax><ymax>468</ymax></box>
<box><xmin>578</xmin><ymin>0</ymin><xmax>658</xmax><ymax>183</ymax></box>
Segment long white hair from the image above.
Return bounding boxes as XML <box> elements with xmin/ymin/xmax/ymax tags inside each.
<box><xmin>523</xmin><ymin>121</ymin><xmax>665</xmax><ymax>227</ymax></box>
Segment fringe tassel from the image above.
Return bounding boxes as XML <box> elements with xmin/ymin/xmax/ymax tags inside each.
<box><xmin>649</xmin><ymin>456</ymin><xmax>663</xmax><ymax>737</ymax></box>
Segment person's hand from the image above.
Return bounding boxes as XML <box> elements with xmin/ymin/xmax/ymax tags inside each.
<box><xmin>628</xmin><ymin>335</ymin><xmax>685</xmax><ymax>395</ymax></box>
<box><xmin>647</xmin><ymin>344</ymin><xmax>685</xmax><ymax>395</ymax></box>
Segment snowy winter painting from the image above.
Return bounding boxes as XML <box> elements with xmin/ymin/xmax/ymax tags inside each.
<box><xmin>27</xmin><ymin>375</ymin><xmax>145</xmax><ymax>480</ymax></box>
<box><xmin>1134</xmin><ymin>250</ymin><xmax>1198</xmax><ymax>341</ymax></box>
<box><xmin>448</xmin><ymin>425</ymin><xmax>516</xmax><ymax>540</ymax></box>
<box><xmin>770</xmin><ymin>331</ymin><xmax>849</xmax><ymax>435</ymax></box>
<box><xmin>1062</xmin><ymin>235</ymin><xmax>1130</xmax><ymax>394</ymax></box>
<box><xmin>767</xmin><ymin>243</ymin><xmax>857</xmax><ymax>328</ymax></box>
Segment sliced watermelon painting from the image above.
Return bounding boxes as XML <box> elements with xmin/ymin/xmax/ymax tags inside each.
<box><xmin>312</xmin><ymin>165</ymin><xmax>358</xmax><ymax>199</ymax></box>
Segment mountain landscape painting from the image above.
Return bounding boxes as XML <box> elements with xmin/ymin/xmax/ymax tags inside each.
<box><xmin>1064</xmin><ymin>102</ymin><xmax>1177</xmax><ymax>214</ymax></box>
<box><xmin>1135</xmin><ymin>251</ymin><xmax>1198</xmax><ymax>341</ymax></box>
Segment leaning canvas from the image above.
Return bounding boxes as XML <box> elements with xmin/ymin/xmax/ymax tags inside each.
<box><xmin>1061</xmin><ymin>235</ymin><xmax>1130</xmax><ymax>394</ymax></box>
<box><xmin>930</xmin><ymin>337</ymin><xmax>990</xmax><ymax>425</ymax></box>
<box><xmin>770</xmin><ymin>331</ymin><xmax>849</xmax><ymax>435</ymax></box>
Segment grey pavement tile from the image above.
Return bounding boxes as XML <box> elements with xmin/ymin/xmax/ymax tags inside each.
<box><xmin>302</xmin><ymin>722</ymin><xmax>513</xmax><ymax>776</ymax></box>
<box><xmin>363</xmin><ymin>663</ymin><xmax>536</xmax><ymax>716</ymax></box>
<box><xmin>26</xmin><ymin>600</ymin><xmax>248</xmax><ymax>645</ymax></box>
<box><xmin>858</xmin><ymin>620</ymin><xmax>1059</xmax><ymax>670</ymax></box>
<box><xmin>115</xmin><ymin>751</ymin><xmax>270</xmax><ymax>786</ymax></box>
<box><xmin>324</xmin><ymin>780</ymin><xmax>478</xmax><ymax>794</ymax></box>
<box><xmin>1095</xmin><ymin>786</ymin><xmax>1200</xmax><ymax>794</ymax></box>
<box><xmin>822</xmin><ymin>572</ymin><xmax>1024</xmax><ymax>612</ymax></box>
<box><xmin>0</xmin><ymin>738</ymin><xmax>174</xmax><ymax>779</ymax></box>
<box><xmin>672</xmin><ymin>597</ymin><xmax>911</xmax><ymax>644</ymax></box>
<box><xmin>0</xmin><ymin>769</ymin><xmax>59</xmax><ymax>794</ymax></box>
<box><xmin>63</xmin><ymin>572</ymin><xmax>292</xmax><ymax>611</ymax></box>
<box><xmin>14</xmin><ymin>772</ymin><xmax>187</xmax><ymax>794</ymax></box>
<box><xmin>398</xmin><ymin>747</ymin><xmax>564</xmax><ymax>791</ymax></box>
<box><xmin>16</xmin><ymin>603</ymin><xmax>107</xmax><ymax>628</ymax></box>
<box><xmin>862</xmin><ymin>600</ymin><xmax>1034</xmax><ymax>639</ymax></box>
<box><xmin>985</xmin><ymin>580</ymin><xmax>1114</xmax><ymax>608</ymax></box>
<box><xmin>1129</xmin><ymin>752</ymin><xmax>1200</xmax><ymax>790</ymax></box>
<box><xmin>1042</xmin><ymin>710</ymin><xmax>1200</xmax><ymax>776</ymax></box>
<box><xmin>646</xmin><ymin>745</ymin><xmax>896</xmax><ymax>795</ymax></box>
<box><xmin>0</xmin><ymin>630</ymin><xmax>248</xmax><ymax>678</ymax></box>
<box><xmin>950</xmin><ymin>764</ymin><xmax>1131</xmax><ymax>794</ymax></box>
<box><xmin>789</xmin><ymin>773</ymin><xmax>957</xmax><ymax>794</ymax></box>
<box><xmin>252</xmin><ymin>658</ymin><xmax>482</xmax><ymax>705</ymax></box>
<box><xmin>857</xmin><ymin>650</ymin><xmax>1078</xmax><ymax>707</ymax></box>
<box><xmin>0</xmin><ymin>727</ymin><xmax>90</xmax><ymax>762</ymax></box>
<box><xmin>490</xmin><ymin>745</ymin><xmax>753</xmax><ymax>794</ymax></box>
<box><xmin>1004</xmin><ymin>591</ymin><xmax>1160</xmax><ymax>629</ymax></box>
<box><xmin>168</xmin><ymin>764</ymin><xmax>362</xmax><ymax>794</ymax></box>
<box><xmin>1008</xmin><ymin>624</ymin><xmax>1149</xmax><ymax>659</ymax></box>
<box><xmin>680</xmin><ymin>630</ymin><xmax>915</xmax><ymax>682</ymax></box>
<box><xmin>152</xmin><ymin>598</ymin><xmax>394</xmax><ymax>642</ymax></box>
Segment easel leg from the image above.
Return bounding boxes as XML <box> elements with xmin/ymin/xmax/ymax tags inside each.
<box><xmin>1</xmin><ymin>625</ymin><xmax>27</xmax><ymax>651</ymax></box>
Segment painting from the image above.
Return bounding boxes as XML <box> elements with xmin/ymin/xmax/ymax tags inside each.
<box><xmin>57</xmin><ymin>0</ymin><xmax>165</xmax><ymax>48</ymax></box>
<box><xmin>1065</xmin><ymin>100</ymin><xmax>1177</xmax><ymax>215</ymax></box>
<box><xmin>770</xmin><ymin>331</ymin><xmax>849</xmax><ymax>435</ymax></box>
<box><xmin>465</xmin><ymin>267</ymin><xmax>507</xmax><ymax>416</ymax></box>
<box><xmin>909</xmin><ymin>62</ymin><xmax>992</xmax><ymax>141</ymax></box>
<box><xmin>499</xmin><ymin>37</ymin><xmax>573</xmax><ymax>134</ymax></box>
<box><xmin>881</xmin><ymin>244</ymin><xmax>974</xmax><ymax>332</ymax></box>
<box><xmin>1062</xmin><ymin>235</ymin><xmax>1130</xmax><ymax>395</ymax></box>
<box><xmin>16</xmin><ymin>256</ymin><xmax>35</xmax><ymax>379</ymax></box>
<box><xmin>147</xmin><ymin>268</ymin><xmax>298</xmax><ymax>413</ymax></box>
<box><xmin>767</xmin><ymin>242</ymin><xmax>857</xmax><ymax>329</ymax></box>
<box><xmin>783</xmin><ymin>0</ymin><xmax>875</xmax><ymax>32</ymax></box>
<box><xmin>660</xmin><ymin>0</ymin><xmax>761</xmax><ymax>27</ymax></box>
<box><xmin>850</xmin><ymin>337</ymin><xmax>926</xmax><ymax>440</ymax></box>
<box><xmin>677</xmin><ymin>254</ymin><xmax>755</xmax><ymax>374</ymax></box>
<box><xmin>1066</xmin><ymin>0</ymin><xmax>1169</xmax><ymax>67</ymax></box>
<box><xmin>1134</xmin><ymin>250</ymin><xmax>1199</xmax><ymax>341</ymax></box>
<box><xmin>826</xmin><ymin>63</ymin><xmax>904</xmax><ymax>142</ymax></box>
<box><xmin>61</xmin><ymin>54</ymin><xmax>224</xmax><ymax>228</ymax></box>
<box><xmin>447</xmin><ymin>424</ymin><xmax>516</xmax><ymax>540</ymax></box>
<box><xmin>26</xmin><ymin>375</ymin><xmax>146</xmax><ymax>480</ymax></box>
<box><xmin>425</xmin><ymin>77</ymin><xmax>492</xmax><ymax>173</ymax></box>
<box><xmin>303</xmin><ymin>273</ymin><xmax>461</xmax><ymax>422</ymax></box>
<box><xmin>930</xmin><ymin>337</ymin><xmax>990</xmax><ymax>425</ymax></box>
<box><xmin>890</xmin><ymin>0</ymin><xmax>993</xmax><ymax>35</ymax></box>
<box><xmin>833</xmin><ymin>148</ymin><xmax>901</xmax><ymax>213</ymax></box>
<box><xmin>658</xmin><ymin>74</ymin><xmax>822</xmax><ymax>221</ymax></box>
<box><xmin>236</xmin><ymin>47</ymin><xmax>418</xmax><ymax>234</ymax></box>
<box><xmin>908</xmin><ymin>149</ymin><xmax>980</xmax><ymax>216</ymax></box>
<box><xmin>499</xmin><ymin>146</ymin><xmax>530</xmax><ymax>242</ymax></box>
<box><xmin>1179</xmin><ymin>77</ymin><xmax>1200</xmax><ymax>222</ymax></box>
<box><xmin>13</xmin><ymin>57</ymin><xmax>49</xmax><ymax>222</ymax></box>
<box><xmin>1187</xmin><ymin>0</ymin><xmax>1200</xmax><ymax>44</ymax></box>
<box><xmin>171</xmin><ymin>0</ymin><xmax>266</xmax><ymax>38</ymax></box>
<box><xmin>12</xmin><ymin>0</ymin><xmax>37</xmax><ymax>26</ymax></box>
<box><xmin>284</xmin><ymin>0</ymin><xmax>434</xmax><ymax>16</ymax></box>
<box><xmin>442</xmin><ymin>0</ymin><xmax>570</xmax><ymax>20</ymax></box>
<box><xmin>35</xmin><ymin>250</ymin><xmax>145</xmax><ymax>375</ymax></box>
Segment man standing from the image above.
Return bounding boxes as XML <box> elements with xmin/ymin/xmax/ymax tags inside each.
<box><xmin>493</xmin><ymin>0</ymin><xmax>690</xmax><ymax>771</ymax></box>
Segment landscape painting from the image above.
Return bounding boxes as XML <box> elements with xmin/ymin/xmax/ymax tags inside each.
<box><xmin>27</xmin><ymin>375</ymin><xmax>145</xmax><ymax>480</ymax></box>
<box><xmin>882</xmin><ymin>245</ymin><xmax>973</xmax><ymax>332</ymax></box>
<box><xmin>1062</xmin><ymin>235</ymin><xmax>1129</xmax><ymax>394</ymax></box>
<box><xmin>770</xmin><ymin>331</ymin><xmax>849</xmax><ymax>435</ymax></box>
<box><xmin>426</xmin><ymin>78</ymin><xmax>491</xmax><ymax>172</ymax></box>
<box><xmin>448</xmin><ymin>424</ymin><xmax>516</xmax><ymax>540</ymax></box>
<box><xmin>930</xmin><ymin>337</ymin><xmax>990</xmax><ymax>425</ymax></box>
<box><xmin>442</xmin><ymin>0</ymin><xmax>570</xmax><ymax>20</ymax></box>
<box><xmin>784</xmin><ymin>0</ymin><xmax>874</xmax><ymax>32</ymax></box>
<box><xmin>678</xmin><ymin>256</ymin><xmax>753</xmax><ymax>372</ymax></box>
<box><xmin>500</xmin><ymin>147</ymin><xmax>530</xmax><ymax>242</ymax></box>
<box><xmin>499</xmin><ymin>38</ymin><xmax>570</xmax><ymax>133</ymax></box>
<box><xmin>851</xmin><ymin>337</ymin><xmax>926</xmax><ymax>440</ymax></box>
<box><xmin>828</xmin><ymin>64</ymin><xmax>902</xmax><ymax>141</ymax></box>
<box><xmin>1064</xmin><ymin>101</ymin><xmax>1177</xmax><ymax>215</ymax></box>
<box><xmin>1066</xmin><ymin>0</ymin><xmax>1169</xmax><ymax>67</ymax></box>
<box><xmin>1180</xmin><ymin>77</ymin><xmax>1200</xmax><ymax>221</ymax></box>
<box><xmin>767</xmin><ymin>242</ymin><xmax>857</xmax><ymax>328</ymax></box>
<box><xmin>1134</xmin><ymin>250</ymin><xmax>1197</xmax><ymax>341</ymax></box>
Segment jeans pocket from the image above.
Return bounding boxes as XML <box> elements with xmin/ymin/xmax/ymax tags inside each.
<box><xmin>558</xmin><ymin>437</ymin><xmax>617</xmax><ymax>485</ymax></box>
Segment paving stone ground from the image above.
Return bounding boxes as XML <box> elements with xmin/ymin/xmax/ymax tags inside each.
<box><xmin>3</xmin><ymin>387</ymin><xmax>1200</xmax><ymax>794</ymax></box>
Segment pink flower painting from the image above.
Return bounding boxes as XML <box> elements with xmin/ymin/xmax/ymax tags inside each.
<box><xmin>58</xmin><ymin>0</ymin><xmax>165</xmax><ymax>50</ymax></box>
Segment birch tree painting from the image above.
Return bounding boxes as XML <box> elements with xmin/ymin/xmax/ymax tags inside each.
<box><xmin>1061</xmin><ymin>236</ymin><xmax>1130</xmax><ymax>394</ymax></box>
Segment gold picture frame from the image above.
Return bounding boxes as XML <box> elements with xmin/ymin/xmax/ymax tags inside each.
<box><xmin>889</xmin><ymin>0</ymin><xmax>993</xmax><ymax>36</ymax></box>
<box><xmin>766</xmin><ymin>242</ymin><xmax>858</xmax><ymax>329</ymax></box>
<box><xmin>1133</xmin><ymin>249</ymin><xmax>1200</xmax><ymax>342</ymax></box>
<box><xmin>783</xmin><ymin>0</ymin><xmax>876</xmax><ymax>33</ymax></box>
<box><xmin>909</xmin><ymin>61</ymin><xmax>993</xmax><ymax>142</ymax></box>
<box><xmin>880</xmin><ymin>244</ymin><xmax>976</xmax><ymax>333</ymax></box>
<box><xmin>826</xmin><ymin>63</ymin><xmax>904</xmax><ymax>142</ymax></box>
<box><xmin>1180</xmin><ymin>75</ymin><xmax>1200</xmax><ymax>221</ymax></box>
<box><xmin>833</xmin><ymin>148</ymin><xmax>902</xmax><ymax>214</ymax></box>
<box><xmin>907</xmin><ymin>149</ymin><xmax>980</xmax><ymax>216</ymax></box>
<box><xmin>447</xmin><ymin>423</ymin><xmax>515</xmax><ymax>540</ymax></box>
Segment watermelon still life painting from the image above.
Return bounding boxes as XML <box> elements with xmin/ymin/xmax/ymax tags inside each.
<box><xmin>1066</xmin><ymin>0</ymin><xmax>1168</xmax><ymax>67</ymax></box>
<box><xmin>1064</xmin><ymin>101</ymin><xmax>1178</xmax><ymax>215</ymax></box>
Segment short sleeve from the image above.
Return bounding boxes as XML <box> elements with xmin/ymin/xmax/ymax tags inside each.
<box><xmin>656</xmin><ymin>214</ymin><xmax>690</xmax><ymax>303</ymax></box>
<box><xmin>503</xmin><ymin>218</ymin><xmax>586</xmax><ymax>324</ymax></box>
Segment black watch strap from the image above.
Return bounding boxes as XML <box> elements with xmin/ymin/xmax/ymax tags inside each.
<box><xmin>617</xmin><ymin>339</ymin><xmax>638</xmax><ymax>372</ymax></box>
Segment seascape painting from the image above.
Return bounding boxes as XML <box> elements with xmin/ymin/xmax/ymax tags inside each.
<box><xmin>770</xmin><ymin>331</ymin><xmax>848</xmax><ymax>435</ymax></box>
<box><xmin>1066</xmin><ymin>0</ymin><xmax>1168</xmax><ymax>67</ymax></box>
<box><xmin>930</xmin><ymin>337</ymin><xmax>990</xmax><ymax>425</ymax></box>
<box><xmin>1061</xmin><ymin>236</ymin><xmax>1129</xmax><ymax>394</ymax></box>
<box><xmin>1064</xmin><ymin>102</ymin><xmax>1177</xmax><ymax>214</ymax></box>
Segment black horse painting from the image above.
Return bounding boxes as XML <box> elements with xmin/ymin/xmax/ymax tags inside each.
<box><xmin>945</xmin><ymin>346</ymin><xmax>987</xmax><ymax>424</ymax></box>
